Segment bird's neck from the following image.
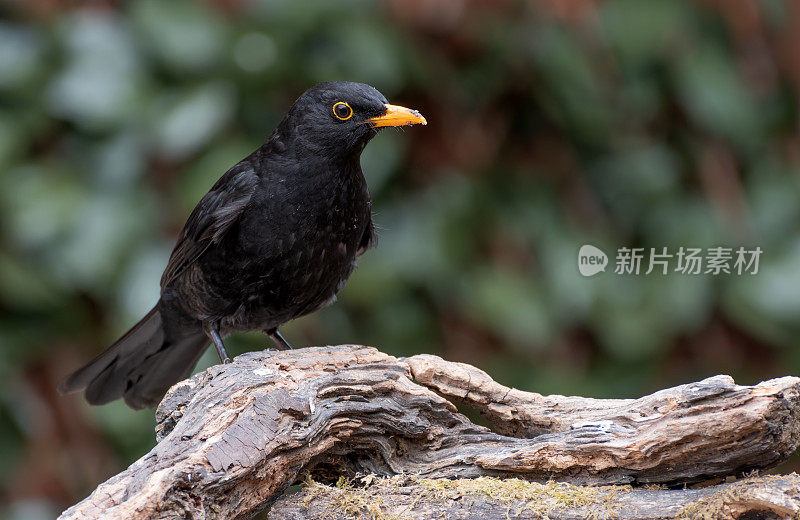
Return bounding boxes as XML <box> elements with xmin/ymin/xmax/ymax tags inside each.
<box><xmin>259</xmin><ymin>131</ymin><xmax>366</xmax><ymax>184</ymax></box>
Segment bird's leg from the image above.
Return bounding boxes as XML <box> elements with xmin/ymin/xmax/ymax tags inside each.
<box><xmin>202</xmin><ymin>322</ymin><xmax>231</xmax><ymax>364</ymax></box>
<box><xmin>266</xmin><ymin>328</ymin><xmax>293</xmax><ymax>350</ymax></box>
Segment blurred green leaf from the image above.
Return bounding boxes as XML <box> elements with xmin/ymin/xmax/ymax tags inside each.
<box><xmin>132</xmin><ymin>0</ymin><xmax>227</xmax><ymax>73</ymax></box>
<box><xmin>601</xmin><ymin>0</ymin><xmax>690</xmax><ymax>67</ymax></box>
<box><xmin>149</xmin><ymin>82</ymin><xmax>237</xmax><ymax>160</ymax></box>
<box><xmin>46</xmin><ymin>11</ymin><xmax>143</xmax><ymax>130</ymax></box>
<box><xmin>463</xmin><ymin>267</ymin><xmax>554</xmax><ymax>351</ymax></box>
<box><xmin>675</xmin><ymin>43</ymin><xmax>763</xmax><ymax>149</ymax></box>
<box><xmin>0</xmin><ymin>24</ymin><xmax>45</xmax><ymax>92</ymax></box>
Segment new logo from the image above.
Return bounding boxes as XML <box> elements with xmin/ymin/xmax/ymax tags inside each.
<box><xmin>578</xmin><ymin>245</ymin><xmax>608</xmax><ymax>277</ymax></box>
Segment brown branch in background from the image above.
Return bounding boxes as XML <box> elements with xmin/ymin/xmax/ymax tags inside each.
<box><xmin>58</xmin><ymin>346</ymin><xmax>800</xmax><ymax>520</ymax></box>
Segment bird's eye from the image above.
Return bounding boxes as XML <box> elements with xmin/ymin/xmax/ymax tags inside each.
<box><xmin>332</xmin><ymin>102</ymin><xmax>353</xmax><ymax>121</ymax></box>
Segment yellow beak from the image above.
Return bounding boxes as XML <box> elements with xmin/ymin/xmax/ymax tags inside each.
<box><xmin>368</xmin><ymin>104</ymin><xmax>427</xmax><ymax>128</ymax></box>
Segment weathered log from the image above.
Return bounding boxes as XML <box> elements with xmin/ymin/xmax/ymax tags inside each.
<box><xmin>270</xmin><ymin>474</ymin><xmax>800</xmax><ymax>520</ymax></box>
<box><xmin>58</xmin><ymin>345</ymin><xmax>800</xmax><ymax>520</ymax></box>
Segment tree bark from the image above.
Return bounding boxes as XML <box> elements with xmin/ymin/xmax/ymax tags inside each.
<box><xmin>58</xmin><ymin>345</ymin><xmax>800</xmax><ymax>520</ymax></box>
<box><xmin>269</xmin><ymin>474</ymin><xmax>800</xmax><ymax>520</ymax></box>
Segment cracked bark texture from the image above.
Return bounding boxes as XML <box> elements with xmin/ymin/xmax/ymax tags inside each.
<box><xmin>58</xmin><ymin>345</ymin><xmax>800</xmax><ymax>520</ymax></box>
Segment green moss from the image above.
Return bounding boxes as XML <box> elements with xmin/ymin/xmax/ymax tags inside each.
<box><xmin>412</xmin><ymin>476</ymin><xmax>624</xmax><ymax>518</ymax></box>
<box><xmin>299</xmin><ymin>475</ymin><xmax>626</xmax><ymax>519</ymax></box>
<box><xmin>301</xmin><ymin>475</ymin><xmax>399</xmax><ymax>520</ymax></box>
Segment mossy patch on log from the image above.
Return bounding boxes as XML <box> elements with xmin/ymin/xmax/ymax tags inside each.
<box><xmin>300</xmin><ymin>475</ymin><xmax>627</xmax><ymax>519</ymax></box>
<box><xmin>676</xmin><ymin>474</ymin><xmax>795</xmax><ymax>520</ymax></box>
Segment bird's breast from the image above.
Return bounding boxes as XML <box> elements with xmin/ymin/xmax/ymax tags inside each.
<box><xmin>198</xmin><ymin>168</ymin><xmax>371</xmax><ymax>330</ymax></box>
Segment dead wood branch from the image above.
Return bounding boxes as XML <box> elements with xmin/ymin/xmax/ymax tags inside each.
<box><xmin>58</xmin><ymin>345</ymin><xmax>800</xmax><ymax>520</ymax></box>
<box><xmin>269</xmin><ymin>474</ymin><xmax>800</xmax><ymax>520</ymax></box>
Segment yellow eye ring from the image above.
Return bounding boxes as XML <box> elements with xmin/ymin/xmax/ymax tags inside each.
<box><xmin>332</xmin><ymin>102</ymin><xmax>353</xmax><ymax>120</ymax></box>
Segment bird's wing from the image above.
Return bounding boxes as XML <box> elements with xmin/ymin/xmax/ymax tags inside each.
<box><xmin>161</xmin><ymin>162</ymin><xmax>259</xmax><ymax>288</ymax></box>
<box><xmin>356</xmin><ymin>219</ymin><xmax>377</xmax><ymax>257</ymax></box>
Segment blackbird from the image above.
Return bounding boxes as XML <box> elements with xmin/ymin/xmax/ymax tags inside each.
<box><xmin>59</xmin><ymin>81</ymin><xmax>426</xmax><ymax>409</ymax></box>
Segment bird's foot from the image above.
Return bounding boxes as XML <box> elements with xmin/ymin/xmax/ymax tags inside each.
<box><xmin>203</xmin><ymin>322</ymin><xmax>232</xmax><ymax>364</ymax></box>
<box><xmin>265</xmin><ymin>328</ymin><xmax>294</xmax><ymax>350</ymax></box>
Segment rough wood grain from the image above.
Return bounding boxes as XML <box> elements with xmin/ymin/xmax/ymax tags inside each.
<box><xmin>269</xmin><ymin>474</ymin><xmax>800</xmax><ymax>520</ymax></box>
<box><xmin>58</xmin><ymin>345</ymin><xmax>800</xmax><ymax>520</ymax></box>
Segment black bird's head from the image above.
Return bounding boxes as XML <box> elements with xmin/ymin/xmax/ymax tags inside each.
<box><xmin>276</xmin><ymin>81</ymin><xmax>426</xmax><ymax>159</ymax></box>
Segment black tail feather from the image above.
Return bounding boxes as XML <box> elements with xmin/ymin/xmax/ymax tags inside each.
<box><xmin>59</xmin><ymin>306</ymin><xmax>208</xmax><ymax>409</ymax></box>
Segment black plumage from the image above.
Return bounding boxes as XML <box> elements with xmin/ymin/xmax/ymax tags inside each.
<box><xmin>59</xmin><ymin>81</ymin><xmax>426</xmax><ymax>409</ymax></box>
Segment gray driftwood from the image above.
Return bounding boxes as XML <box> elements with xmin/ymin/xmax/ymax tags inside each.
<box><xmin>58</xmin><ymin>345</ymin><xmax>800</xmax><ymax>520</ymax></box>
